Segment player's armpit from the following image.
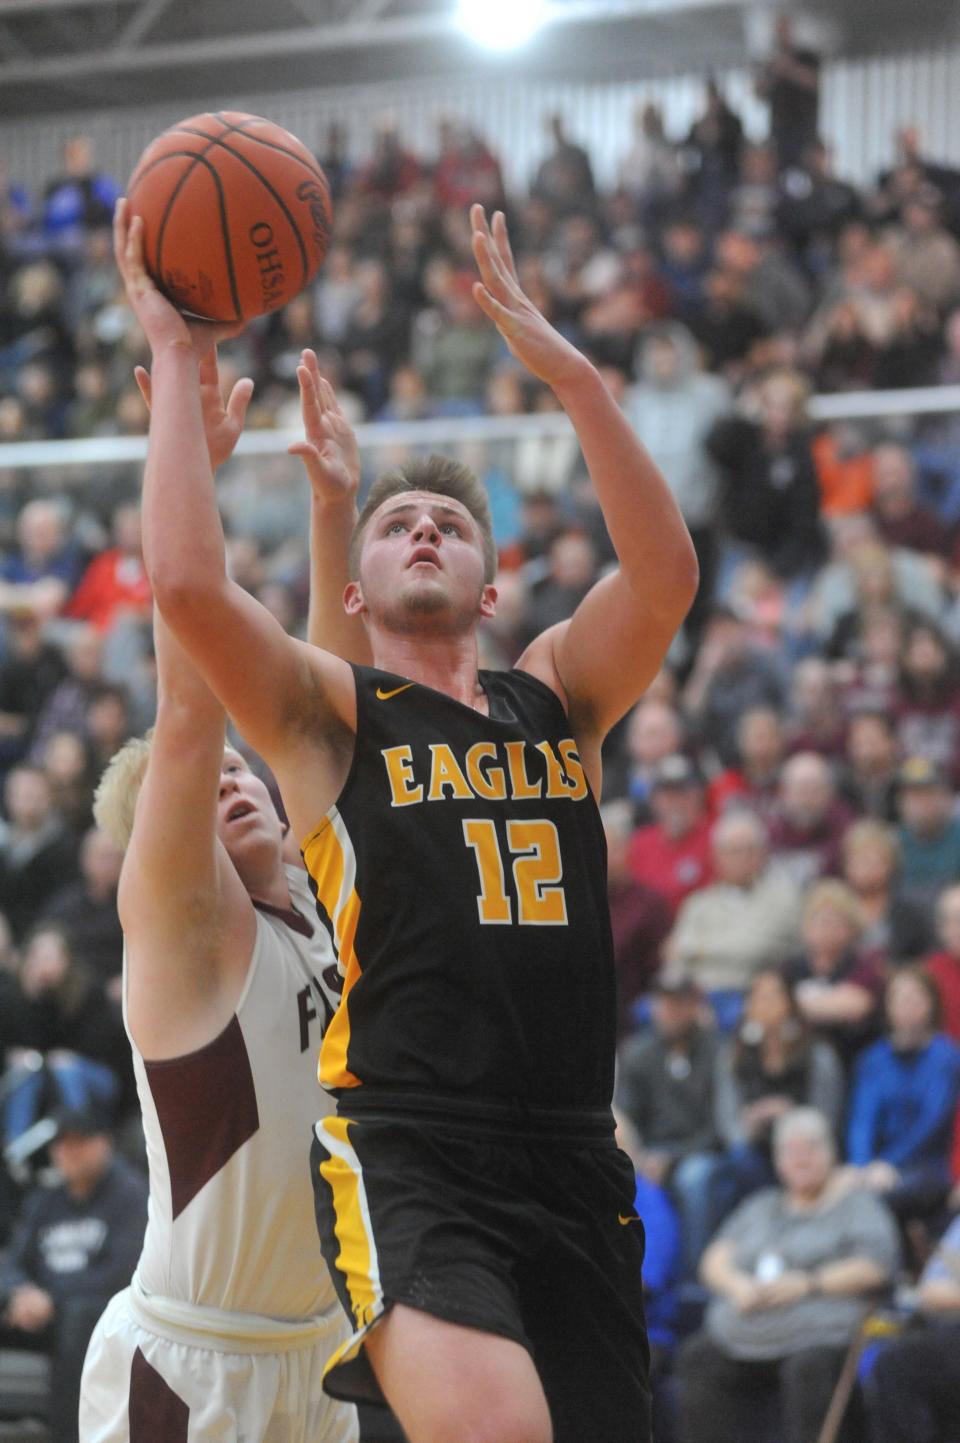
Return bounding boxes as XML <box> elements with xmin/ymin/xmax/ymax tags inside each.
<box><xmin>519</xmin><ymin>570</ymin><xmax>685</xmax><ymax>742</ymax></box>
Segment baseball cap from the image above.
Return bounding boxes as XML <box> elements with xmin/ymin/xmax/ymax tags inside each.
<box><xmin>51</xmin><ymin>1104</ymin><xmax>112</xmax><ymax>1140</ymax></box>
<box><xmin>651</xmin><ymin>754</ymin><xmax>702</xmax><ymax>791</ymax></box>
<box><xmin>896</xmin><ymin>756</ymin><xmax>949</xmax><ymax>790</ymax></box>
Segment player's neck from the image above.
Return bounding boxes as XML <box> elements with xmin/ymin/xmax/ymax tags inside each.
<box><xmin>242</xmin><ymin>853</ymin><xmax>292</xmax><ymax>911</ymax></box>
<box><xmin>370</xmin><ymin>628</ymin><xmax>487</xmax><ymax>711</ymax></box>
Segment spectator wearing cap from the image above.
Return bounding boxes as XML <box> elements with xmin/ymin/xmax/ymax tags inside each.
<box><xmin>666</xmin><ymin>810</ymin><xmax>801</xmax><ymax>1014</ymax></box>
<box><xmin>683</xmin><ymin>603</ymin><xmax>787</xmax><ymax>768</ymax></box>
<box><xmin>627</xmin><ymin>754</ymin><xmax>713</xmax><ymax>918</ymax></box>
<box><xmin>925</xmin><ymin>883</ymin><xmax>960</xmax><ymax>1041</ymax></box>
<box><xmin>615</xmin><ymin>971</ymin><xmax>723</xmax><ymax>1273</ymax></box>
<box><xmin>840</xmin><ymin>819</ymin><xmax>932</xmax><ymax>964</ymax></box>
<box><xmin>708</xmin><ymin>706</ymin><xmax>785</xmax><ymax>825</ymax></box>
<box><xmin>769</xmin><ymin>752</ymin><xmax>852</xmax><ymax>892</ymax></box>
<box><xmin>0</xmin><ymin>1105</ymin><xmax>146</xmax><ymax>1443</ymax></box>
<box><xmin>785</xmin><ymin>880</ymin><xmax>883</xmax><ymax>1068</ymax></box>
<box><xmin>865</xmin><ymin>1209</ymin><xmax>960</xmax><ymax>1443</ymax></box>
<box><xmin>677</xmin><ymin>1107</ymin><xmax>898</xmax><ymax>1443</ymax></box>
<box><xmin>896</xmin><ymin>756</ymin><xmax>960</xmax><ymax>910</ymax></box>
<box><xmin>846</xmin><ymin>968</ymin><xmax>960</xmax><ymax>1227</ymax></box>
<box><xmin>602</xmin><ymin>800</ymin><xmax>672</xmax><ymax>1036</ymax></box>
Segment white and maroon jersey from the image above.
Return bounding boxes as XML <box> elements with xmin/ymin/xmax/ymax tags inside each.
<box><xmin>128</xmin><ymin>864</ymin><xmax>342</xmax><ymax>1320</ymax></box>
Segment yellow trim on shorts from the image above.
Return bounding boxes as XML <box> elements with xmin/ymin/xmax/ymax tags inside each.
<box><xmin>302</xmin><ymin>810</ymin><xmax>363</xmax><ymax>1089</ymax></box>
<box><xmin>315</xmin><ymin>1115</ymin><xmax>383</xmax><ymax>1332</ymax></box>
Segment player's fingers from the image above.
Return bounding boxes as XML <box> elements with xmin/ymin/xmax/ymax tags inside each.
<box><xmin>133</xmin><ymin>365</ymin><xmax>152</xmax><ymax>411</ymax></box>
<box><xmin>301</xmin><ymin>348</ymin><xmax>322</xmax><ymax>390</ymax></box>
<box><xmin>296</xmin><ymin>363</ymin><xmax>324</xmax><ymax>420</ymax></box>
<box><xmin>470</xmin><ymin>210</ymin><xmax>517</xmax><ymax>301</ymax></box>
<box><xmin>226</xmin><ymin>377</ymin><xmax>255</xmax><ymax>428</ymax></box>
<box><xmin>491</xmin><ymin>210</ymin><xmax>520</xmax><ymax>286</ymax></box>
<box><xmin>317</xmin><ymin>376</ymin><xmax>341</xmax><ymax>416</ymax></box>
<box><xmin>112</xmin><ymin>198</ymin><xmax>128</xmax><ymax>270</ymax></box>
<box><xmin>472</xmin><ymin>282</ymin><xmax>519</xmax><ymax>335</ymax></box>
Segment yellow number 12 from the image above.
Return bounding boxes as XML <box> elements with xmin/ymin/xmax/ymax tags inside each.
<box><xmin>462</xmin><ymin>818</ymin><xmax>568</xmax><ymax>926</ymax></box>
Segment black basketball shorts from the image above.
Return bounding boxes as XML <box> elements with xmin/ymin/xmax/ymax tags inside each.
<box><xmin>309</xmin><ymin>1096</ymin><xmax>652</xmax><ymax>1443</ymax></box>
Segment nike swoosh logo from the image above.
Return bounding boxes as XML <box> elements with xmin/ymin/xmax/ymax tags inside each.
<box><xmin>375</xmin><ymin>683</ymin><xmax>415</xmax><ymax>701</ymax></box>
<box><xmin>618</xmin><ymin>1213</ymin><xmax>640</xmax><ymax>1226</ymax></box>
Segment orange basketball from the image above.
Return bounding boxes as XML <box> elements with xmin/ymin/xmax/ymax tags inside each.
<box><xmin>127</xmin><ymin>111</ymin><xmax>333</xmax><ymax>323</ymax></box>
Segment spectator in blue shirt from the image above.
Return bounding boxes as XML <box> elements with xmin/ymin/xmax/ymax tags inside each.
<box><xmin>846</xmin><ymin>967</ymin><xmax>960</xmax><ymax>1224</ymax></box>
<box><xmin>42</xmin><ymin>136</ymin><xmax>120</xmax><ymax>256</ymax></box>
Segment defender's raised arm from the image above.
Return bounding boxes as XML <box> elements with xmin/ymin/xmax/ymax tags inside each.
<box><xmin>113</xmin><ymin>200</ymin><xmax>355</xmax><ymax>822</ymax></box>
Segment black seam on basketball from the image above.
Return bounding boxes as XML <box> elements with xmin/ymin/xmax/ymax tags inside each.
<box><xmin>147</xmin><ymin>131</ymin><xmax>235</xmax><ymax>319</ymax></box>
<box><xmin>158</xmin><ymin>151</ymin><xmax>242</xmax><ymax>323</ymax></box>
<box><xmin>215</xmin><ymin>123</ymin><xmax>329</xmax><ymax>192</ymax></box>
<box><xmin>170</xmin><ymin>124</ymin><xmax>312</xmax><ymax>287</ymax></box>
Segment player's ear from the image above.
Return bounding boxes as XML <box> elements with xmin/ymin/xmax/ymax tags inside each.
<box><xmin>479</xmin><ymin>583</ymin><xmax>497</xmax><ymax>621</ymax></box>
<box><xmin>343</xmin><ymin>580</ymin><xmax>365</xmax><ymax>616</ymax></box>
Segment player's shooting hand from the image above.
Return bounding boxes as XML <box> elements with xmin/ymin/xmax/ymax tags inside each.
<box><xmin>134</xmin><ymin>348</ymin><xmax>254</xmax><ymax>472</ymax></box>
<box><xmin>289</xmin><ymin>348</ymin><xmax>361</xmax><ymax>508</ymax></box>
<box><xmin>470</xmin><ymin>204</ymin><xmax>588</xmax><ymax>393</ymax></box>
<box><xmin>113</xmin><ymin>198</ymin><xmax>243</xmax><ymax>359</ymax></box>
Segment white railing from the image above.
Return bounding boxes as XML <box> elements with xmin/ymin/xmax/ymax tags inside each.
<box><xmin>0</xmin><ymin>384</ymin><xmax>956</xmax><ymax>475</ymax></box>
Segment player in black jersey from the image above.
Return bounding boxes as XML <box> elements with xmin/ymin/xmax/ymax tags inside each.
<box><xmin>115</xmin><ymin>196</ymin><xmax>698</xmax><ymax>1443</ymax></box>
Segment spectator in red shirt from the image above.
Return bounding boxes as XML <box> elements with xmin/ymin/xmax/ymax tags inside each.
<box><xmin>926</xmin><ymin>882</ymin><xmax>960</xmax><ymax>1041</ymax></box>
<box><xmin>65</xmin><ymin>503</ymin><xmax>150</xmax><ymax>634</ymax></box>
<box><xmin>356</xmin><ymin>117</ymin><xmax>421</xmax><ymax>201</ymax></box>
<box><xmin>628</xmin><ymin>754</ymin><xmax>713</xmax><ymax>917</ymax></box>
<box><xmin>433</xmin><ymin>119</ymin><xmax>505</xmax><ymax>212</ymax></box>
<box><xmin>708</xmin><ymin>706</ymin><xmax>784</xmax><ymax>823</ymax></box>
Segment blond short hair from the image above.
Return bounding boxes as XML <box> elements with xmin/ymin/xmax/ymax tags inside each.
<box><xmin>802</xmin><ymin>878</ymin><xmax>865</xmax><ymax>935</ymax></box>
<box><xmin>92</xmin><ymin>733</ymin><xmax>153</xmax><ymax>851</ymax></box>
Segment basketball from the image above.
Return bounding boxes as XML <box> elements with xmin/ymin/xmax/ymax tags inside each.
<box><xmin>126</xmin><ymin>111</ymin><xmax>332</xmax><ymax>323</ymax></box>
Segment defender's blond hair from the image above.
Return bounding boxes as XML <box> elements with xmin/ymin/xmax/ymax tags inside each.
<box><xmin>92</xmin><ymin>732</ymin><xmax>153</xmax><ymax>851</ymax></box>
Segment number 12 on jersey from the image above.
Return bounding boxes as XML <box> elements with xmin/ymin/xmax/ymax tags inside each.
<box><xmin>462</xmin><ymin>817</ymin><xmax>568</xmax><ymax>926</ymax></box>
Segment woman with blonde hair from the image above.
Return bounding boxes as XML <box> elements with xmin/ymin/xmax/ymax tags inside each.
<box><xmin>783</xmin><ymin>879</ymin><xmax>884</xmax><ymax>1066</ymax></box>
<box><xmin>841</xmin><ymin>817</ymin><xmax>931</xmax><ymax>962</ymax></box>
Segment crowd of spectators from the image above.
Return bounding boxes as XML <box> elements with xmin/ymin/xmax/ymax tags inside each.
<box><xmin>3</xmin><ymin>18</ymin><xmax>960</xmax><ymax>1439</ymax></box>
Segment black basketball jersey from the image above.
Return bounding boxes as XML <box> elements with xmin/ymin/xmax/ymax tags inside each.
<box><xmin>301</xmin><ymin>663</ymin><xmax>616</xmax><ymax>1110</ymax></box>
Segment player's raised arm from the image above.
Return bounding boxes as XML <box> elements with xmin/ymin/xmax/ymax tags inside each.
<box><xmin>289</xmin><ymin>348</ymin><xmax>372</xmax><ymax>663</ymax></box>
<box><xmin>470</xmin><ymin>206</ymin><xmax>698</xmax><ymax>744</ymax></box>
<box><xmin>113</xmin><ymin>199</ymin><xmax>354</xmax><ymax>774</ymax></box>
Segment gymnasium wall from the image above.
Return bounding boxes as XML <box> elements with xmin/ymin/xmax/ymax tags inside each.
<box><xmin>1</xmin><ymin>43</ymin><xmax>959</xmax><ymax>193</ymax></box>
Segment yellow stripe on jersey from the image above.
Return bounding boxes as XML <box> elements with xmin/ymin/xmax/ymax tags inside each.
<box><xmin>302</xmin><ymin>808</ymin><xmax>363</xmax><ymax>1090</ymax></box>
<box><xmin>315</xmin><ymin>1116</ymin><xmax>383</xmax><ymax>1335</ymax></box>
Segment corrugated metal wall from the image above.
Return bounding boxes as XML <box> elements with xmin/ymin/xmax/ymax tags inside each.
<box><xmin>0</xmin><ymin>46</ymin><xmax>957</xmax><ymax>195</ymax></box>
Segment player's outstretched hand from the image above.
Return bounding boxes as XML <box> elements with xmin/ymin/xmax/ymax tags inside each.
<box><xmin>289</xmin><ymin>348</ymin><xmax>361</xmax><ymax>507</ymax></box>
<box><xmin>134</xmin><ymin>349</ymin><xmax>254</xmax><ymax>472</ymax></box>
<box><xmin>470</xmin><ymin>204</ymin><xmax>588</xmax><ymax>392</ymax></box>
<box><xmin>113</xmin><ymin>197</ymin><xmax>243</xmax><ymax>358</ymax></box>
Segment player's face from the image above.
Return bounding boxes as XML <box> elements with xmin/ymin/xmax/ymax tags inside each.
<box><xmin>347</xmin><ymin>492</ymin><xmax>496</xmax><ymax>636</ymax></box>
<box><xmin>216</xmin><ymin>749</ymin><xmax>283</xmax><ymax>865</ymax></box>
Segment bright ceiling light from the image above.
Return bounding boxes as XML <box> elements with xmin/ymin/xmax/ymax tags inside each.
<box><xmin>456</xmin><ymin>0</ymin><xmax>547</xmax><ymax>51</ymax></box>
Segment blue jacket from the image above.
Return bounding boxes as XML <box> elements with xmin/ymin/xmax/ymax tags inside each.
<box><xmin>847</xmin><ymin>1034</ymin><xmax>960</xmax><ymax>1170</ymax></box>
